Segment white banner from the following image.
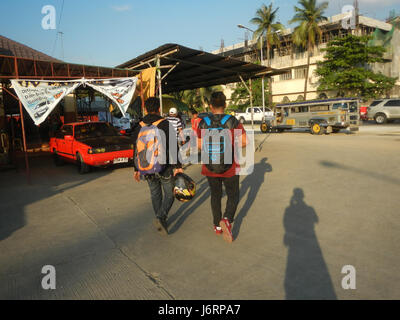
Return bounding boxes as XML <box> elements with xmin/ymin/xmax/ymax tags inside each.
<box><xmin>10</xmin><ymin>79</ymin><xmax>80</xmax><ymax>125</ymax></box>
<box><xmin>85</xmin><ymin>77</ymin><xmax>137</xmax><ymax>116</ymax></box>
<box><xmin>10</xmin><ymin>77</ymin><xmax>138</xmax><ymax>126</ymax></box>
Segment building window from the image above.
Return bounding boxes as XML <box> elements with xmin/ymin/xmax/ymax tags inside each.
<box><xmin>279</xmin><ymin>70</ymin><xmax>292</xmax><ymax>81</ymax></box>
<box><xmin>310</xmin><ymin>105</ymin><xmax>329</xmax><ymax>112</ymax></box>
<box><xmin>319</xmin><ymin>93</ymin><xmax>328</xmax><ymax>100</ymax></box>
<box><xmin>294</xmin><ymin>67</ymin><xmax>307</xmax><ymax>79</ymax></box>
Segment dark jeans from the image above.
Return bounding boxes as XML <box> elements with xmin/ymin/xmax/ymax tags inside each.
<box><xmin>146</xmin><ymin>168</ymin><xmax>175</xmax><ymax>220</ymax></box>
<box><xmin>206</xmin><ymin>175</ymin><xmax>240</xmax><ymax>226</ymax></box>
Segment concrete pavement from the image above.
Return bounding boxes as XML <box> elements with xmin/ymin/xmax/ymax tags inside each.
<box><xmin>1</xmin><ymin>123</ymin><xmax>400</xmax><ymax>299</ymax></box>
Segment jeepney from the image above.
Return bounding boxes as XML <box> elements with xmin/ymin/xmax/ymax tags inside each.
<box><xmin>260</xmin><ymin>98</ymin><xmax>360</xmax><ymax>134</ymax></box>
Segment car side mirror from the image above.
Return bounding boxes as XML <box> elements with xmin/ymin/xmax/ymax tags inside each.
<box><xmin>64</xmin><ymin>135</ymin><xmax>73</xmax><ymax>141</ymax></box>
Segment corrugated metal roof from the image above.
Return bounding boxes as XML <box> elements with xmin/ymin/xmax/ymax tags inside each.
<box><xmin>117</xmin><ymin>43</ymin><xmax>282</xmax><ymax>93</ymax></box>
<box><xmin>0</xmin><ymin>34</ymin><xmax>61</xmax><ymax>62</ymax></box>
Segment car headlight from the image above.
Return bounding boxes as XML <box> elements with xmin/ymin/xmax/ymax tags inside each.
<box><xmin>94</xmin><ymin>148</ymin><xmax>106</xmax><ymax>153</ymax></box>
<box><xmin>88</xmin><ymin>149</ymin><xmax>93</xmax><ymax>154</ymax></box>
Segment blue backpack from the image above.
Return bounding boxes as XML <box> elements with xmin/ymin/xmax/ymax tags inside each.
<box><xmin>201</xmin><ymin>114</ymin><xmax>237</xmax><ymax>174</ymax></box>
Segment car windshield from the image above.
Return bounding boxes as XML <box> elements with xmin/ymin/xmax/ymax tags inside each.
<box><xmin>370</xmin><ymin>100</ymin><xmax>382</xmax><ymax>107</ymax></box>
<box><xmin>74</xmin><ymin>122</ymin><xmax>120</xmax><ymax>139</ymax></box>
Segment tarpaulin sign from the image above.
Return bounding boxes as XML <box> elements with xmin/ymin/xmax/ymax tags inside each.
<box><xmin>10</xmin><ymin>80</ymin><xmax>80</xmax><ymax>125</ymax></box>
<box><xmin>86</xmin><ymin>77</ymin><xmax>137</xmax><ymax>115</ymax></box>
<box><xmin>10</xmin><ymin>77</ymin><xmax>138</xmax><ymax>126</ymax></box>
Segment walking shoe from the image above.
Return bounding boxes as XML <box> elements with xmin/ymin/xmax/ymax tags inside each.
<box><xmin>214</xmin><ymin>226</ymin><xmax>223</xmax><ymax>235</ymax></box>
<box><xmin>153</xmin><ymin>217</ymin><xmax>168</xmax><ymax>236</ymax></box>
<box><xmin>219</xmin><ymin>218</ymin><xmax>233</xmax><ymax>243</ymax></box>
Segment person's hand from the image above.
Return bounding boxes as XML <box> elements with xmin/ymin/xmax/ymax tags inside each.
<box><xmin>133</xmin><ymin>171</ymin><xmax>141</xmax><ymax>182</ymax></box>
<box><xmin>173</xmin><ymin>168</ymin><xmax>184</xmax><ymax>176</ymax></box>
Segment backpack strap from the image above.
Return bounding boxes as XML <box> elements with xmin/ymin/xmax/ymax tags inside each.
<box><xmin>153</xmin><ymin>119</ymin><xmax>165</xmax><ymax>127</ymax></box>
<box><xmin>203</xmin><ymin>116</ymin><xmax>211</xmax><ymax>127</ymax></box>
<box><xmin>140</xmin><ymin>119</ymin><xmax>164</xmax><ymax>128</ymax></box>
<box><xmin>220</xmin><ymin>114</ymin><xmax>231</xmax><ymax>125</ymax></box>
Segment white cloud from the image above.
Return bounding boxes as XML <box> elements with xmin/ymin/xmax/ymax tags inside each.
<box><xmin>111</xmin><ymin>5</ymin><xmax>131</xmax><ymax>12</ymax></box>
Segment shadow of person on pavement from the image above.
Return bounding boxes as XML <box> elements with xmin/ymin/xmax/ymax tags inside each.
<box><xmin>167</xmin><ymin>179</ymin><xmax>210</xmax><ymax>234</ymax></box>
<box><xmin>283</xmin><ymin>188</ymin><xmax>337</xmax><ymax>300</ymax></box>
<box><xmin>232</xmin><ymin>157</ymin><xmax>272</xmax><ymax>238</ymax></box>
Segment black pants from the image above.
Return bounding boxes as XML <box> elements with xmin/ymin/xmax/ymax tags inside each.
<box><xmin>206</xmin><ymin>175</ymin><xmax>240</xmax><ymax>226</ymax></box>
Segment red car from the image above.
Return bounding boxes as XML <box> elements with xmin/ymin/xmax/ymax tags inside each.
<box><xmin>50</xmin><ymin>121</ymin><xmax>134</xmax><ymax>174</ymax></box>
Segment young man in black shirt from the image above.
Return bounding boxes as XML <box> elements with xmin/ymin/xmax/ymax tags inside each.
<box><xmin>132</xmin><ymin>98</ymin><xmax>183</xmax><ymax>235</ymax></box>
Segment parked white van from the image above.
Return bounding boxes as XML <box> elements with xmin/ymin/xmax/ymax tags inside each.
<box><xmin>367</xmin><ymin>99</ymin><xmax>400</xmax><ymax>124</ymax></box>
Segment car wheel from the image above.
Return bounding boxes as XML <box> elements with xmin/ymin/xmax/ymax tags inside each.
<box><xmin>260</xmin><ymin>122</ymin><xmax>268</xmax><ymax>133</ymax></box>
<box><xmin>53</xmin><ymin>150</ymin><xmax>64</xmax><ymax>166</ymax></box>
<box><xmin>311</xmin><ymin>123</ymin><xmax>324</xmax><ymax>135</ymax></box>
<box><xmin>76</xmin><ymin>152</ymin><xmax>90</xmax><ymax>174</ymax></box>
<box><xmin>332</xmin><ymin>128</ymin><xmax>341</xmax><ymax>133</ymax></box>
<box><xmin>375</xmin><ymin>113</ymin><xmax>387</xmax><ymax>124</ymax></box>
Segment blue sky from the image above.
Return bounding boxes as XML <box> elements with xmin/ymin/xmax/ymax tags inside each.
<box><xmin>1</xmin><ymin>0</ymin><xmax>399</xmax><ymax>68</ymax></box>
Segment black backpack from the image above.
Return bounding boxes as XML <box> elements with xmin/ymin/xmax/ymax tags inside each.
<box><xmin>201</xmin><ymin>114</ymin><xmax>238</xmax><ymax>174</ymax></box>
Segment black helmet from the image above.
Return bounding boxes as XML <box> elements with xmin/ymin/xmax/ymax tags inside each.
<box><xmin>173</xmin><ymin>173</ymin><xmax>196</xmax><ymax>202</ymax></box>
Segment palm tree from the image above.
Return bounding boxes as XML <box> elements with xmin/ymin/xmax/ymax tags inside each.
<box><xmin>250</xmin><ymin>3</ymin><xmax>284</xmax><ymax>67</ymax></box>
<box><xmin>289</xmin><ymin>0</ymin><xmax>328</xmax><ymax>100</ymax></box>
<box><xmin>250</xmin><ymin>3</ymin><xmax>284</xmax><ymax>106</ymax></box>
<box><xmin>181</xmin><ymin>86</ymin><xmax>222</xmax><ymax>112</ymax></box>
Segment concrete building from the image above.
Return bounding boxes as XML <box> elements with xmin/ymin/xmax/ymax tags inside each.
<box><xmin>213</xmin><ymin>13</ymin><xmax>400</xmax><ymax>104</ymax></box>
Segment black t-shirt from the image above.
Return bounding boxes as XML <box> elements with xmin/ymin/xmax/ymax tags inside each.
<box><xmin>131</xmin><ymin>113</ymin><xmax>181</xmax><ymax>172</ymax></box>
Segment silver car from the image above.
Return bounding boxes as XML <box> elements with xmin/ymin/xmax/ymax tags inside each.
<box><xmin>367</xmin><ymin>99</ymin><xmax>400</xmax><ymax>124</ymax></box>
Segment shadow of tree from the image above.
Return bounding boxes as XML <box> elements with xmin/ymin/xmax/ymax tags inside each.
<box><xmin>283</xmin><ymin>188</ymin><xmax>337</xmax><ymax>300</ymax></box>
<box><xmin>320</xmin><ymin>160</ymin><xmax>400</xmax><ymax>186</ymax></box>
<box><xmin>0</xmin><ymin>154</ymin><xmax>112</xmax><ymax>242</ymax></box>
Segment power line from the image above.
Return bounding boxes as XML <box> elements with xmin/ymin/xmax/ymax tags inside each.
<box><xmin>50</xmin><ymin>0</ymin><xmax>65</xmax><ymax>59</ymax></box>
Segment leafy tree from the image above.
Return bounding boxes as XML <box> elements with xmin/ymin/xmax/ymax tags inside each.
<box><xmin>250</xmin><ymin>3</ymin><xmax>284</xmax><ymax>107</ymax></box>
<box><xmin>250</xmin><ymin>3</ymin><xmax>284</xmax><ymax>65</ymax></box>
<box><xmin>230</xmin><ymin>78</ymin><xmax>270</xmax><ymax>110</ymax></box>
<box><xmin>289</xmin><ymin>0</ymin><xmax>328</xmax><ymax>100</ymax></box>
<box><xmin>172</xmin><ymin>86</ymin><xmax>222</xmax><ymax>112</ymax></box>
<box><xmin>315</xmin><ymin>35</ymin><xmax>397</xmax><ymax>99</ymax></box>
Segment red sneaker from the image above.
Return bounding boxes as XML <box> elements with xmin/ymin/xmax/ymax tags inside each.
<box><xmin>219</xmin><ymin>218</ymin><xmax>233</xmax><ymax>243</ymax></box>
<box><xmin>214</xmin><ymin>226</ymin><xmax>222</xmax><ymax>235</ymax></box>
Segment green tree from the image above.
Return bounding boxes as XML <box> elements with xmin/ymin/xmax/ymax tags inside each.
<box><xmin>230</xmin><ymin>78</ymin><xmax>270</xmax><ymax>110</ymax></box>
<box><xmin>250</xmin><ymin>3</ymin><xmax>284</xmax><ymax>107</ymax></box>
<box><xmin>315</xmin><ymin>35</ymin><xmax>397</xmax><ymax>99</ymax></box>
<box><xmin>250</xmin><ymin>3</ymin><xmax>284</xmax><ymax>65</ymax></box>
<box><xmin>289</xmin><ymin>0</ymin><xmax>328</xmax><ymax>100</ymax></box>
<box><xmin>173</xmin><ymin>86</ymin><xmax>222</xmax><ymax>112</ymax></box>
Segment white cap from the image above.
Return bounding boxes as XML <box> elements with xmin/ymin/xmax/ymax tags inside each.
<box><xmin>169</xmin><ymin>107</ymin><xmax>178</xmax><ymax>115</ymax></box>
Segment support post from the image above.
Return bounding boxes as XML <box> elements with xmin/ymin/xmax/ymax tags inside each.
<box><xmin>14</xmin><ymin>56</ymin><xmax>31</xmax><ymax>184</ymax></box>
<box><xmin>140</xmin><ymin>72</ymin><xmax>145</xmax><ymax>116</ymax></box>
<box><xmin>156</xmin><ymin>55</ymin><xmax>163</xmax><ymax>116</ymax></box>
<box><xmin>238</xmin><ymin>75</ymin><xmax>254</xmax><ymax>129</ymax></box>
<box><xmin>0</xmin><ymin>83</ymin><xmax>5</xmax><ymax>130</ymax></box>
<box><xmin>249</xmin><ymin>78</ymin><xmax>254</xmax><ymax>129</ymax></box>
<box><xmin>18</xmin><ymin>100</ymin><xmax>30</xmax><ymax>184</ymax></box>
<box><xmin>260</xmin><ymin>36</ymin><xmax>265</xmax><ymax>116</ymax></box>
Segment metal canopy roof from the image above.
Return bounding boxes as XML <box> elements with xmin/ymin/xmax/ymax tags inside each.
<box><xmin>0</xmin><ymin>34</ymin><xmax>62</xmax><ymax>63</ymax></box>
<box><xmin>117</xmin><ymin>43</ymin><xmax>282</xmax><ymax>93</ymax></box>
